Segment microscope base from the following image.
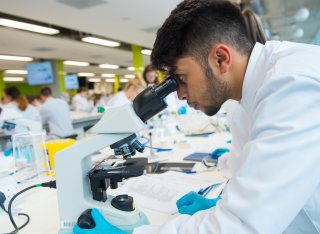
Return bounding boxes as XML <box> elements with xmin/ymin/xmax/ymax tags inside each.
<box><xmin>58</xmin><ymin>214</ymin><xmax>148</xmax><ymax>234</ymax></box>
<box><xmin>58</xmin><ymin>194</ymin><xmax>149</xmax><ymax>234</ymax></box>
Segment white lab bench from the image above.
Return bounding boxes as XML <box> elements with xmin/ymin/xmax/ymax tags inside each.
<box><xmin>0</xmin><ymin>132</ymin><xmax>230</xmax><ymax>234</ymax></box>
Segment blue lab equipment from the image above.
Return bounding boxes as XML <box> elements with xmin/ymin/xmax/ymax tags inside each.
<box><xmin>176</xmin><ymin>191</ymin><xmax>221</xmax><ymax>215</ymax></box>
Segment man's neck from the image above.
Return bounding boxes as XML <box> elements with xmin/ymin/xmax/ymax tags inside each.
<box><xmin>231</xmin><ymin>53</ymin><xmax>250</xmax><ymax>101</ymax></box>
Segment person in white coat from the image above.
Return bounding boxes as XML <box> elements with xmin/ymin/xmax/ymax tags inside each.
<box><xmin>39</xmin><ymin>87</ymin><xmax>74</xmax><ymax>138</ymax></box>
<box><xmin>72</xmin><ymin>87</ymin><xmax>92</xmax><ymax>113</ymax></box>
<box><xmin>74</xmin><ymin>1</ymin><xmax>320</xmax><ymax>234</ymax></box>
<box><xmin>107</xmin><ymin>76</ymin><xmax>146</xmax><ymax>107</ymax></box>
<box><xmin>2</xmin><ymin>86</ymin><xmax>41</xmax><ymax>123</ymax></box>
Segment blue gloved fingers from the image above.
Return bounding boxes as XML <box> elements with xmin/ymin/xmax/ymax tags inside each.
<box><xmin>178</xmin><ymin>204</ymin><xmax>198</xmax><ymax>215</ymax></box>
<box><xmin>210</xmin><ymin>148</ymin><xmax>230</xmax><ymax>159</ymax></box>
<box><xmin>91</xmin><ymin>208</ymin><xmax>112</xmax><ymax>227</ymax></box>
<box><xmin>73</xmin><ymin>224</ymin><xmax>87</xmax><ymax>234</ymax></box>
<box><xmin>176</xmin><ymin>191</ymin><xmax>196</xmax><ymax>208</ymax></box>
<box><xmin>177</xmin><ymin>193</ymin><xmax>222</xmax><ymax>215</ymax></box>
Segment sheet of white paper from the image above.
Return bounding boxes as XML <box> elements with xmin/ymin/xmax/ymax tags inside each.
<box><xmin>114</xmin><ymin>171</ymin><xmax>225</xmax><ymax>214</ymax></box>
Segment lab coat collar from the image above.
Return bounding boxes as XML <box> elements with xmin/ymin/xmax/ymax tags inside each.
<box><xmin>241</xmin><ymin>42</ymin><xmax>264</xmax><ymax>110</ymax></box>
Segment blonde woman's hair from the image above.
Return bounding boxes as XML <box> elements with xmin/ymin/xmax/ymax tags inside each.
<box><xmin>125</xmin><ymin>75</ymin><xmax>147</xmax><ymax>91</ymax></box>
<box><xmin>242</xmin><ymin>8</ymin><xmax>267</xmax><ymax>44</ymax></box>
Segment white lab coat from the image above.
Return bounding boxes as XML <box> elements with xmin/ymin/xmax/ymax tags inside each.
<box><xmin>40</xmin><ymin>97</ymin><xmax>74</xmax><ymax>137</ymax></box>
<box><xmin>134</xmin><ymin>41</ymin><xmax>320</xmax><ymax>233</ymax></box>
<box><xmin>72</xmin><ymin>93</ymin><xmax>92</xmax><ymax>112</ymax></box>
<box><xmin>2</xmin><ymin>101</ymin><xmax>41</xmax><ymax>123</ymax></box>
<box><xmin>107</xmin><ymin>91</ymin><xmax>131</xmax><ymax>107</ymax></box>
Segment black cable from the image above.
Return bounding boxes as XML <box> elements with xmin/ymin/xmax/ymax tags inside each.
<box><xmin>5</xmin><ymin>180</ymin><xmax>56</xmax><ymax>234</ymax></box>
<box><xmin>1</xmin><ymin>203</ymin><xmax>9</xmax><ymax>213</ymax></box>
<box><xmin>1</xmin><ymin>191</ymin><xmax>29</xmax><ymax>234</ymax></box>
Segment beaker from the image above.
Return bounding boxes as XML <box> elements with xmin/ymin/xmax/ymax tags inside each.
<box><xmin>12</xmin><ymin>131</ymin><xmax>51</xmax><ymax>184</ymax></box>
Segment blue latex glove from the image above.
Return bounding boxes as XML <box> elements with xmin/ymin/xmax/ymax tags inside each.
<box><xmin>176</xmin><ymin>191</ymin><xmax>221</xmax><ymax>215</ymax></box>
<box><xmin>210</xmin><ymin>148</ymin><xmax>230</xmax><ymax>159</ymax></box>
<box><xmin>73</xmin><ymin>208</ymin><xmax>125</xmax><ymax>234</ymax></box>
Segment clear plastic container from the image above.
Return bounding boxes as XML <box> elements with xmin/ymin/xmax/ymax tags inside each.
<box><xmin>12</xmin><ymin>131</ymin><xmax>52</xmax><ymax>184</ymax></box>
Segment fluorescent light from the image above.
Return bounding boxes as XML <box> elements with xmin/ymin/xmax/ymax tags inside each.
<box><xmin>82</xmin><ymin>36</ymin><xmax>120</xmax><ymax>47</ymax></box>
<box><xmin>64</xmin><ymin>61</ymin><xmax>89</xmax><ymax>66</ymax></box>
<box><xmin>5</xmin><ymin>70</ymin><xmax>27</xmax><ymax>74</ymax></box>
<box><xmin>106</xmin><ymin>78</ymin><xmax>115</xmax><ymax>83</ymax></box>
<box><xmin>141</xmin><ymin>49</ymin><xmax>152</xmax><ymax>56</ymax></box>
<box><xmin>0</xmin><ymin>55</ymin><xmax>33</xmax><ymax>61</ymax></box>
<box><xmin>88</xmin><ymin>78</ymin><xmax>101</xmax><ymax>82</ymax></box>
<box><xmin>127</xmin><ymin>67</ymin><xmax>135</xmax><ymax>71</ymax></box>
<box><xmin>4</xmin><ymin>77</ymin><xmax>24</xmax><ymax>82</ymax></box>
<box><xmin>102</xmin><ymin>73</ymin><xmax>115</xmax><ymax>78</ymax></box>
<box><xmin>78</xmin><ymin>72</ymin><xmax>94</xmax><ymax>77</ymax></box>
<box><xmin>99</xmin><ymin>64</ymin><xmax>119</xmax><ymax>69</ymax></box>
<box><xmin>124</xmin><ymin>74</ymin><xmax>135</xmax><ymax>79</ymax></box>
<box><xmin>120</xmin><ymin>78</ymin><xmax>129</xmax><ymax>83</ymax></box>
<box><xmin>0</xmin><ymin>18</ymin><xmax>59</xmax><ymax>35</ymax></box>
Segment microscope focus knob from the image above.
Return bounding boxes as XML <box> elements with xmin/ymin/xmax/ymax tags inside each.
<box><xmin>111</xmin><ymin>195</ymin><xmax>135</xmax><ymax>211</ymax></box>
<box><xmin>77</xmin><ymin>209</ymin><xmax>96</xmax><ymax>229</ymax></box>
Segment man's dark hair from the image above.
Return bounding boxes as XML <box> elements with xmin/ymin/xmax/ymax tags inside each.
<box><xmin>4</xmin><ymin>86</ymin><xmax>20</xmax><ymax>100</ymax></box>
<box><xmin>151</xmin><ymin>0</ymin><xmax>253</xmax><ymax>71</ymax></box>
<box><xmin>40</xmin><ymin>87</ymin><xmax>52</xmax><ymax>97</ymax></box>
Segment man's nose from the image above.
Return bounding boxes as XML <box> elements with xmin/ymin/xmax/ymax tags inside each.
<box><xmin>177</xmin><ymin>87</ymin><xmax>187</xmax><ymax>100</ymax></box>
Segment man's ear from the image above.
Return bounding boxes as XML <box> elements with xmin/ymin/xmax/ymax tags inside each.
<box><xmin>208</xmin><ymin>44</ymin><xmax>232</xmax><ymax>74</ymax></box>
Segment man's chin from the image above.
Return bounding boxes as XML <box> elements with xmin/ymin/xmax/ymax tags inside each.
<box><xmin>202</xmin><ymin>107</ymin><xmax>221</xmax><ymax>116</ymax></box>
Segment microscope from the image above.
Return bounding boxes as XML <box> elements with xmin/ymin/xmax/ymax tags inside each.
<box><xmin>55</xmin><ymin>76</ymin><xmax>178</xmax><ymax>233</ymax></box>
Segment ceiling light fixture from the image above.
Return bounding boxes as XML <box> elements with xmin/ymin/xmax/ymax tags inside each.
<box><xmin>64</xmin><ymin>61</ymin><xmax>89</xmax><ymax>66</ymax></box>
<box><xmin>5</xmin><ymin>70</ymin><xmax>27</xmax><ymax>74</ymax></box>
<box><xmin>82</xmin><ymin>36</ymin><xmax>120</xmax><ymax>47</ymax></box>
<box><xmin>99</xmin><ymin>64</ymin><xmax>119</xmax><ymax>69</ymax></box>
<box><xmin>120</xmin><ymin>78</ymin><xmax>129</xmax><ymax>83</ymax></box>
<box><xmin>78</xmin><ymin>72</ymin><xmax>95</xmax><ymax>77</ymax></box>
<box><xmin>141</xmin><ymin>49</ymin><xmax>152</xmax><ymax>56</ymax></box>
<box><xmin>88</xmin><ymin>78</ymin><xmax>101</xmax><ymax>82</ymax></box>
<box><xmin>102</xmin><ymin>73</ymin><xmax>115</xmax><ymax>77</ymax></box>
<box><xmin>124</xmin><ymin>74</ymin><xmax>135</xmax><ymax>79</ymax></box>
<box><xmin>3</xmin><ymin>77</ymin><xmax>24</xmax><ymax>82</ymax></box>
<box><xmin>127</xmin><ymin>67</ymin><xmax>135</xmax><ymax>71</ymax></box>
<box><xmin>0</xmin><ymin>18</ymin><xmax>60</xmax><ymax>35</ymax></box>
<box><xmin>106</xmin><ymin>78</ymin><xmax>115</xmax><ymax>83</ymax></box>
<box><xmin>0</xmin><ymin>55</ymin><xmax>33</xmax><ymax>61</ymax></box>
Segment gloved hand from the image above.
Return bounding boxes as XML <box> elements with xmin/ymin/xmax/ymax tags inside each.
<box><xmin>176</xmin><ymin>191</ymin><xmax>221</xmax><ymax>215</ymax></box>
<box><xmin>73</xmin><ymin>208</ymin><xmax>125</xmax><ymax>234</ymax></box>
<box><xmin>210</xmin><ymin>148</ymin><xmax>230</xmax><ymax>159</ymax></box>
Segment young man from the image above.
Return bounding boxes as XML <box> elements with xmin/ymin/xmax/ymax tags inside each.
<box><xmin>74</xmin><ymin>0</ymin><xmax>320</xmax><ymax>233</ymax></box>
<box><xmin>40</xmin><ymin>87</ymin><xmax>74</xmax><ymax>138</ymax></box>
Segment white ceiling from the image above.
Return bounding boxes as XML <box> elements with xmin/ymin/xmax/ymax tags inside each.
<box><xmin>0</xmin><ymin>0</ymin><xmax>181</xmax><ymax>77</ymax></box>
<box><xmin>0</xmin><ymin>0</ymin><xmax>319</xmax><ymax>79</ymax></box>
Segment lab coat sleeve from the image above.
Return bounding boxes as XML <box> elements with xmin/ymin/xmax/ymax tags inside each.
<box><xmin>39</xmin><ymin>106</ymin><xmax>49</xmax><ymax>125</ymax></box>
<box><xmin>134</xmin><ymin>73</ymin><xmax>320</xmax><ymax>234</ymax></box>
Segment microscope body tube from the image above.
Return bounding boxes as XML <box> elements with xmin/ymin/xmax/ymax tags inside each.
<box><xmin>133</xmin><ymin>76</ymin><xmax>179</xmax><ymax>122</ymax></box>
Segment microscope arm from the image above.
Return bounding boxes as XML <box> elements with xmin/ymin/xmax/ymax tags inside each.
<box><xmin>55</xmin><ymin>76</ymin><xmax>179</xmax><ymax>233</ymax></box>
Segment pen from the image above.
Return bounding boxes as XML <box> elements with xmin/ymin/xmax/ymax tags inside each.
<box><xmin>185</xmin><ymin>170</ymin><xmax>197</xmax><ymax>174</ymax></box>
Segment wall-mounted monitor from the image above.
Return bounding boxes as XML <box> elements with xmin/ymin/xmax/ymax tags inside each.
<box><xmin>26</xmin><ymin>61</ymin><xmax>54</xmax><ymax>86</ymax></box>
<box><xmin>64</xmin><ymin>74</ymin><xmax>79</xmax><ymax>90</ymax></box>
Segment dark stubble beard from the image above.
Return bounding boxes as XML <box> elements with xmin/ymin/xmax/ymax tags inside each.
<box><xmin>202</xmin><ymin>62</ymin><xmax>231</xmax><ymax>116</ymax></box>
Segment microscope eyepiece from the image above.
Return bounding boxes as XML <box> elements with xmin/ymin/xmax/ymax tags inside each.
<box><xmin>154</xmin><ymin>76</ymin><xmax>179</xmax><ymax>99</ymax></box>
<box><xmin>133</xmin><ymin>76</ymin><xmax>179</xmax><ymax>122</ymax></box>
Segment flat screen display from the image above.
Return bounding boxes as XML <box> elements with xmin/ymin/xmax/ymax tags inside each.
<box><xmin>26</xmin><ymin>61</ymin><xmax>54</xmax><ymax>86</ymax></box>
<box><xmin>64</xmin><ymin>74</ymin><xmax>79</xmax><ymax>90</ymax></box>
